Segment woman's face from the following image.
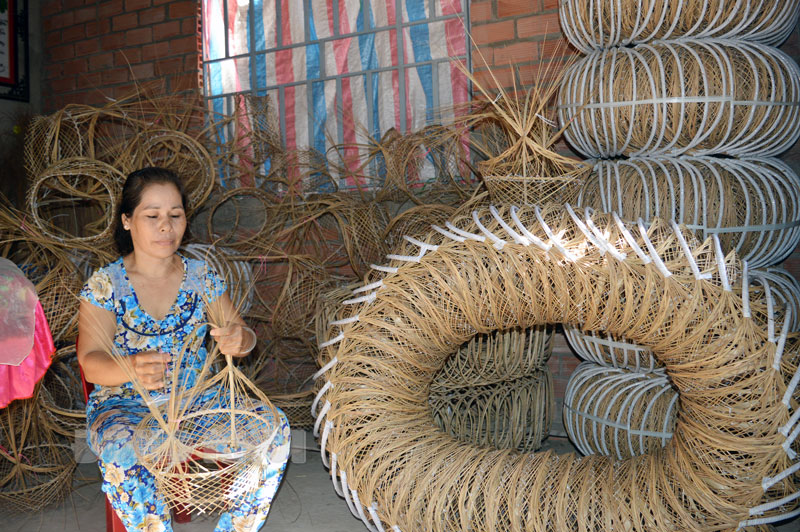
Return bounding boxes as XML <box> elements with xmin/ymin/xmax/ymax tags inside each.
<box><xmin>121</xmin><ymin>182</ymin><xmax>186</xmax><ymax>259</ymax></box>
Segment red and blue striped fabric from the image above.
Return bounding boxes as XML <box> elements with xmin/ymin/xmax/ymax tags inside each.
<box><xmin>202</xmin><ymin>0</ymin><xmax>468</xmax><ymax>189</ymax></box>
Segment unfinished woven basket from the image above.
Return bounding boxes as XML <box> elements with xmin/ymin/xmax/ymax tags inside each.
<box><xmin>0</xmin><ymin>395</ymin><xmax>77</xmax><ymax>513</ymax></box>
<box><xmin>312</xmin><ymin>204</ymin><xmax>800</xmax><ymax>532</ymax></box>
<box><xmin>26</xmin><ymin>158</ymin><xmax>124</xmax><ymax>246</ymax></box>
<box><xmin>563</xmin><ymin>362</ymin><xmax>677</xmax><ymax>460</ymax></box>
<box><xmin>576</xmin><ymin>156</ymin><xmax>800</xmax><ymax>268</ymax></box>
<box><xmin>429</xmin><ymin>369</ymin><xmax>553</xmax><ymax>453</ymax></box>
<box><xmin>558</xmin><ymin>39</ymin><xmax>800</xmax><ymax>157</ymax></box>
<box><xmin>133</xmin><ymin>355</ymin><xmax>285</xmax><ymax>515</ymax></box>
<box><xmin>559</xmin><ymin>0</ymin><xmax>800</xmax><ymax>53</ymax></box>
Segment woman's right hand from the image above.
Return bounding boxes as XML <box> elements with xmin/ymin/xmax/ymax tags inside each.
<box><xmin>130</xmin><ymin>351</ymin><xmax>170</xmax><ymax>390</ymax></box>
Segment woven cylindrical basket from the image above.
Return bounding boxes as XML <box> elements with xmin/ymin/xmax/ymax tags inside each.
<box><xmin>125</xmin><ymin>129</ymin><xmax>215</xmax><ymax>212</ymax></box>
<box><xmin>564</xmin><ymin>362</ymin><xmax>678</xmax><ymax>460</ymax></box>
<box><xmin>576</xmin><ymin>156</ymin><xmax>800</xmax><ymax>268</ymax></box>
<box><xmin>429</xmin><ymin>369</ymin><xmax>553</xmax><ymax>453</ymax></box>
<box><xmin>559</xmin><ymin>0</ymin><xmax>800</xmax><ymax>53</ymax></box>
<box><xmin>558</xmin><ymin>39</ymin><xmax>800</xmax><ymax>158</ymax></box>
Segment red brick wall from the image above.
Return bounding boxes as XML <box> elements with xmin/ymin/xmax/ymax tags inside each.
<box><xmin>470</xmin><ymin>0</ymin><xmax>572</xmax><ymax>93</ymax></box>
<box><xmin>40</xmin><ymin>0</ymin><xmax>200</xmax><ymax>111</ymax></box>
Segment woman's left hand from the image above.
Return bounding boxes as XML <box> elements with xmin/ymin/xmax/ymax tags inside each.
<box><xmin>209</xmin><ymin>324</ymin><xmax>256</xmax><ymax>357</ymax></box>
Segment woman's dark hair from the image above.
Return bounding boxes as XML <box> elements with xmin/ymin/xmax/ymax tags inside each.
<box><xmin>113</xmin><ymin>167</ymin><xmax>190</xmax><ymax>255</ymax></box>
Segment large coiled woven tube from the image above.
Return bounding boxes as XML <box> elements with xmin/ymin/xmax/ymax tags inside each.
<box><xmin>313</xmin><ymin>204</ymin><xmax>800</xmax><ymax>532</ymax></box>
<box><xmin>559</xmin><ymin>0</ymin><xmax>800</xmax><ymax>53</ymax></box>
<box><xmin>557</xmin><ymin>39</ymin><xmax>800</xmax><ymax>158</ymax></box>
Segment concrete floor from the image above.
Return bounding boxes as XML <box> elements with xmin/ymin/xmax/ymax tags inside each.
<box><xmin>3</xmin><ymin>431</ymin><xmax>798</xmax><ymax>532</ymax></box>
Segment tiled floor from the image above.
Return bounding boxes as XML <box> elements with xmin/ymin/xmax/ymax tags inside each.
<box><xmin>3</xmin><ymin>431</ymin><xmax>798</xmax><ymax>532</ymax></box>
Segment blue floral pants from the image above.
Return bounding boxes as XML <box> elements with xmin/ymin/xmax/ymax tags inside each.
<box><xmin>87</xmin><ymin>390</ymin><xmax>290</xmax><ymax>532</ymax></box>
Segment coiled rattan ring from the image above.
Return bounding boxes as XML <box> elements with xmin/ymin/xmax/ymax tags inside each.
<box><xmin>312</xmin><ymin>204</ymin><xmax>800</xmax><ymax>532</ymax></box>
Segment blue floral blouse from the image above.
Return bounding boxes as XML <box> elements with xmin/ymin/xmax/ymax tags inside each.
<box><xmin>79</xmin><ymin>255</ymin><xmax>226</xmax><ymax>404</ymax></box>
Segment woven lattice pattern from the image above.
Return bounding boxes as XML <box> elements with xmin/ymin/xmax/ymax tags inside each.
<box><xmin>558</xmin><ymin>39</ymin><xmax>800</xmax><ymax>158</ymax></box>
<box><xmin>313</xmin><ymin>204</ymin><xmax>800</xmax><ymax>532</ymax></box>
<box><xmin>560</xmin><ymin>0</ymin><xmax>800</xmax><ymax>52</ymax></box>
<box><xmin>430</xmin><ymin>369</ymin><xmax>553</xmax><ymax>452</ymax></box>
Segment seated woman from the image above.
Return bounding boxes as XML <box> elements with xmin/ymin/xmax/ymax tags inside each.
<box><xmin>77</xmin><ymin>167</ymin><xmax>290</xmax><ymax>532</ymax></box>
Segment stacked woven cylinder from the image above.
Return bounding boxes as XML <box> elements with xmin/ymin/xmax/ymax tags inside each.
<box><xmin>558</xmin><ymin>1</ymin><xmax>800</xmax><ymax>489</ymax></box>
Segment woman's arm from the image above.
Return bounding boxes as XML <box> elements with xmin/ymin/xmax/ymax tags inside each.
<box><xmin>208</xmin><ymin>292</ymin><xmax>257</xmax><ymax>358</ymax></box>
<box><xmin>77</xmin><ymin>300</ymin><xmax>169</xmax><ymax>389</ymax></box>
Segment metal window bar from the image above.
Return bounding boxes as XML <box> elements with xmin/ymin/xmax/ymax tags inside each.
<box><xmin>201</xmin><ymin>0</ymin><xmax>472</xmax><ymax>189</ymax></box>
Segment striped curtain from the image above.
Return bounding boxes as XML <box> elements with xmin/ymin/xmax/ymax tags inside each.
<box><xmin>201</xmin><ymin>0</ymin><xmax>469</xmax><ymax>188</ymax></box>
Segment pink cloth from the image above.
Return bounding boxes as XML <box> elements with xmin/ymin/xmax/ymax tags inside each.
<box><xmin>0</xmin><ymin>301</ymin><xmax>55</xmax><ymax>408</ymax></box>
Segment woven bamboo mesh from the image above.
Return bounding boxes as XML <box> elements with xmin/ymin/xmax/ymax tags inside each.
<box><xmin>39</xmin><ymin>345</ymin><xmax>87</xmax><ymax>438</ymax></box>
<box><xmin>206</xmin><ymin>187</ymin><xmax>281</xmax><ymax>252</ymax></box>
<box><xmin>383</xmin><ymin>204</ymin><xmax>457</xmax><ymax>251</ymax></box>
<box><xmin>250</xmin><ymin>256</ymin><xmax>330</xmax><ymax>339</ymax></box>
<box><xmin>558</xmin><ymin>39</ymin><xmax>800</xmax><ymax>158</ymax></box>
<box><xmin>432</xmin><ymin>326</ymin><xmax>553</xmax><ymax>389</ymax></box>
<box><xmin>247</xmin><ymin>338</ymin><xmax>318</xmax><ymax>431</ymax></box>
<box><xmin>429</xmin><ymin>369</ymin><xmax>553</xmax><ymax>452</ymax></box>
<box><xmin>577</xmin><ymin>156</ymin><xmax>800</xmax><ymax>268</ymax></box>
<box><xmin>0</xmin><ymin>391</ymin><xmax>76</xmax><ymax>513</ymax></box>
<box><xmin>564</xmin><ymin>362</ymin><xmax>678</xmax><ymax>461</ymax></box>
<box><xmin>565</xmin><ymin>264</ymin><xmax>800</xmax><ymax>374</ymax></box>
<box><xmin>559</xmin><ymin>0</ymin><xmax>800</xmax><ymax>53</ymax></box>
<box><xmin>312</xmin><ymin>204</ymin><xmax>800</xmax><ymax>532</ymax></box>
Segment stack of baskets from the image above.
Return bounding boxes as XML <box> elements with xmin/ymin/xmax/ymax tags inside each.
<box><xmin>557</xmin><ymin>0</ymin><xmax>800</xmax><ymax>464</ymax></box>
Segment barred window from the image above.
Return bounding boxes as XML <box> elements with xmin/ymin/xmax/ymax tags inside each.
<box><xmin>201</xmin><ymin>0</ymin><xmax>470</xmax><ymax>188</ymax></box>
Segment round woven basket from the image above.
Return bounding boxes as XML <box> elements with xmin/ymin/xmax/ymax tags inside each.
<box><xmin>429</xmin><ymin>369</ymin><xmax>553</xmax><ymax>452</ymax></box>
<box><xmin>558</xmin><ymin>39</ymin><xmax>800</xmax><ymax>158</ymax></box>
<box><xmin>559</xmin><ymin>0</ymin><xmax>800</xmax><ymax>53</ymax></box>
<box><xmin>26</xmin><ymin>158</ymin><xmax>124</xmax><ymax>246</ymax></box>
<box><xmin>133</xmin><ymin>355</ymin><xmax>286</xmax><ymax>515</ymax></box>
<box><xmin>135</xmin><ymin>407</ymin><xmax>279</xmax><ymax>514</ymax></box>
<box><xmin>564</xmin><ymin>362</ymin><xmax>678</xmax><ymax>460</ymax></box>
<box><xmin>577</xmin><ymin>156</ymin><xmax>800</xmax><ymax>268</ymax></box>
<box><xmin>0</xmin><ymin>443</ymin><xmax>76</xmax><ymax>514</ymax></box>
